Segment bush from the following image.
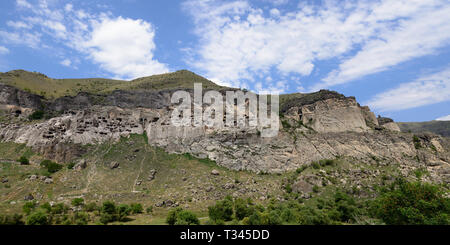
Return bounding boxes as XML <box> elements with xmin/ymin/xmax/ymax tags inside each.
<box><xmin>117</xmin><ymin>204</ymin><xmax>131</xmax><ymax>221</ymax></box>
<box><xmin>370</xmin><ymin>179</ymin><xmax>450</xmax><ymax>225</ymax></box>
<box><xmin>166</xmin><ymin>208</ymin><xmax>199</xmax><ymax>225</ymax></box>
<box><xmin>40</xmin><ymin>160</ymin><xmax>62</xmax><ymax>173</ymax></box>
<box><xmin>28</xmin><ymin>110</ymin><xmax>44</xmax><ymax>120</ymax></box>
<box><xmin>0</xmin><ymin>214</ymin><xmax>24</xmax><ymax>225</ymax></box>
<box><xmin>84</xmin><ymin>203</ymin><xmax>99</xmax><ymax>212</ymax></box>
<box><xmin>208</xmin><ymin>196</ymin><xmax>234</xmax><ymax>222</ymax></box>
<box><xmin>18</xmin><ymin>156</ymin><xmax>29</xmax><ymax>165</ymax></box>
<box><xmin>51</xmin><ymin>203</ymin><xmax>68</xmax><ymax>214</ymax></box>
<box><xmin>72</xmin><ymin>198</ymin><xmax>85</xmax><ymax>207</ymax></box>
<box><xmin>40</xmin><ymin>202</ymin><xmax>52</xmax><ymax>213</ymax></box>
<box><xmin>130</xmin><ymin>203</ymin><xmax>143</xmax><ymax>214</ymax></box>
<box><xmin>234</xmin><ymin>198</ymin><xmax>252</xmax><ymax>220</ymax></box>
<box><xmin>26</xmin><ymin>211</ymin><xmax>49</xmax><ymax>225</ymax></box>
<box><xmin>101</xmin><ymin>201</ymin><xmax>116</xmax><ymax>215</ymax></box>
<box><xmin>146</xmin><ymin>206</ymin><xmax>153</xmax><ymax>214</ymax></box>
<box><xmin>23</xmin><ymin>201</ymin><xmax>36</xmax><ymax>215</ymax></box>
<box><xmin>67</xmin><ymin>162</ymin><xmax>76</xmax><ymax>170</ymax></box>
<box><xmin>72</xmin><ymin>212</ymin><xmax>89</xmax><ymax>225</ymax></box>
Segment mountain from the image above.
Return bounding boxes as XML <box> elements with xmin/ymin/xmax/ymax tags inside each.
<box><xmin>0</xmin><ymin>70</ymin><xmax>449</xmax><ymax>225</ymax></box>
<box><xmin>398</xmin><ymin>121</ymin><xmax>450</xmax><ymax>137</ymax></box>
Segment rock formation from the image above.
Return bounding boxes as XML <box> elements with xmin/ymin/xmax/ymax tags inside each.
<box><xmin>0</xmin><ymin>77</ymin><xmax>449</xmax><ymax>184</ymax></box>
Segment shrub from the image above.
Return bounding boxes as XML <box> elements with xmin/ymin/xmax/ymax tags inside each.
<box><xmin>71</xmin><ymin>198</ymin><xmax>85</xmax><ymax>207</ymax></box>
<box><xmin>101</xmin><ymin>201</ymin><xmax>116</xmax><ymax>215</ymax></box>
<box><xmin>51</xmin><ymin>203</ymin><xmax>68</xmax><ymax>214</ymax></box>
<box><xmin>130</xmin><ymin>203</ymin><xmax>143</xmax><ymax>214</ymax></box>
<box><xmin>166</xmin><ymin>208</ymin><xmax>199</xmax><ymax>225</ymax></box>
<box><xmin>413</xmin><ymin>135</ymin><xmax>421</xmax><ymax>149</ymax></box>
<box><xmin>370</xmin><ymin>179</ymin><xmax>450</xmax><ymax>225</ymax></box>
<box><xmin>311</xmin><ymin>162</ymin><xmax>321</xmax><ymax>169</ymax></box>
<box><xmin>67</xmin><ymin>162</ymin><xmax>76</xmax><ymax>170</ymax></box>
<box><xmin>0</xmin><ymin>214</ymin><xmax>24</xmax><ymax>225</ymax></box>
<box><xmin>234</xmin><ymin>198</ymin><xmax>252</xmax><ymax>220</ymax></box>
<box><xmin>26</xmin><ymin>211</ymin><xmax>49</xmax><ymax>225</ymax></box>
<box><xmin>146</xmin><ymin>206</ymin><xmax>153</xmax><ymax>214</ymax></box>
<box><xmin>23</xmin><ymin>201</ymin><xmax>36</xmax><ymax>215</ymax></box>
<box><xmin>72</xmin><ymin>212</ymin><xmax>89</xmax><ymax>225</ymax></box>
<box><xmin>40</xmin><ymin>202</ymin><xmax>52</xmax><ymax>213</ymax></box>
<box><xmin>208</xmin><ymin>196</ymin><xmax>234</xmax><ymax>222</ymax></box>
<box><xmin>40</xmin><ymin>160</ymin><xmax>62</xmax><ymax>173</ymax></box>
<box><xmin>117</xmin><ymin>204</ymin><xmax>131</xmax><ymax>221</ymax></box>
<box><xmin>18</xmin><ymin>156</ymin><xmax>29</xmax><ymax>165</ymax></box>
<box><xmin>28</xmin><ymin>110</ymin><xmax>44</xmax><ymax>120</ymax></box>
<box><xmin>84</xmin><ymin>203</ymin><xmax>99</xmax><ymax>212</ymax></box>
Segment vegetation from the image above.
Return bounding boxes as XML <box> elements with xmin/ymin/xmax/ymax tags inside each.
<box><xmin>28</xmin><ymin>110</ymin><xmax>44</xmax><ymax>120</ymax></box>
<box><xmin>17</xmin><ymin>156</ymin><xmax>29</xmax><ymax>165</ymax></box>
<box><xmin>166</xmin><ymin>208</ymin><xmax>200</xmax><ymax>225</ymax></box>
<box><xmin>369</xmin><ymin>179</ymin><xmax>449</xmax><ymax>225</ymax></box>
<box><xmin>40</xmin><ymin>160</ymin><xmax>62</xmax><ymax>174</ymax></box>
<box><xmin>398</xmin><ymin>121</ymin><xmax>450</xmax><ymax>137</ymax></box>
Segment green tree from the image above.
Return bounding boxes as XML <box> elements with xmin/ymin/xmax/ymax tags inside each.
<box><xmin>72</xmin><ymin>198</ymin><xmax>85</xmax><ymax>207</ymax></box>
<box><xmin>26</xmin><ymin>211</ymin><xmax>49</xmax><ymax>225</ymax></box>
<box><xmin>130</xmin><ymin>203</ymin><xmax>143</xmax><ymax>214</ymax></box>
<box><xmin>208</xmin><ymin>195</ymin><xmax>234</xmax><ymax>222</ymax></box>
<box><xmin>166</xmin><ymin>208</ymin><xmax>199</xmax><ymax>225</ymax></box>
<box><xmin>370</xmin><ymin>179</ymin><xmax>450</xmax><ymax>225</ymax></box>
<box><xmin>18</xmin><ymin>156</ymin><xmax>29</xmax><ymax>165</ymax></box>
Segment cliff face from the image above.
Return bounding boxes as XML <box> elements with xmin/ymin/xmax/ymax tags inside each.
<box><xmin>0</xmin><ymin>79</ymin><xmax>448</xmax><ymax>183</ymax></box>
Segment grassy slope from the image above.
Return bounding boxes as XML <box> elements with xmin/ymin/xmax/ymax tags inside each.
<box><xmin>398</xmin><ymin>121</ymin><xmax>450</xmax><ymax>137</ymax></box>
<box><xmin>0</xmin><ymin>70</ymin><xmax>225</xmax><ymax>99</ymax></box>
<box><xmin>0</xmin><ymin>135</ymin><xmax>284</xmax><ymax>224</ymax></box>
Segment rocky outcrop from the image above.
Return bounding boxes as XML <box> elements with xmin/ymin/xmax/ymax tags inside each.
<box><xmin>0</xmin><ymin>83</ymin><xmax>448</xmax><ymax>179</ymax></box>
<box><xmin>378</xmin><ymin>116</ymin><xmax>401</xmax><ymax>132</ymax></box>
<box><xmin>285</xmin><ymin>96</ymin><xmax>369</xmax><ymax>133</ymax></box>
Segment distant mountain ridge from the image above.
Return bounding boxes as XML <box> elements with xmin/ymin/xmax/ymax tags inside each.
<box><xmin>398</xmin><ymin>121</ymin><xmax>450</xmax><ymax>137</ymax></box>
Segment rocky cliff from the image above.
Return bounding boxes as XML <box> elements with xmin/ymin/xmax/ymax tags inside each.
<box><xmin>0</xmin><ymin>72</ymin><xmax>449</xmax><ymax>184</ymax></box>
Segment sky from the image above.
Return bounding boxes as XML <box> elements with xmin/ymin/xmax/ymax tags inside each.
<box><xmin>0</xmin><ymin>0</ymin><xmax>449</xmax><ymax>122</ymax></box>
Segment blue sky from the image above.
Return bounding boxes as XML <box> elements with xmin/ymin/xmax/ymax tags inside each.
<box><xmin>0</xmin><ymin>0</ymin><xmax>449</xmax><ymax>122</ymax></box>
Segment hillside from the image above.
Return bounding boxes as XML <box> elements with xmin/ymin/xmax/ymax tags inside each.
<box><xmin>398</xmin><ymin>121</ymin><xmax>450</xmax><ymax>137</ymax></box>
<box><xmin>0</xmin><ymin>70</ymin><xmax>225</xmax><ymax>99</ymax></box>
<box><xmin>0</xmin><ymin>69</ymin><xmax>449</xmax><ymax>225</ymax></box>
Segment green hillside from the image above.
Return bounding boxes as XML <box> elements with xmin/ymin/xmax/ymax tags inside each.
<box><xmin>0</xmin><ymin>70</ymin><xmax>225</xmax><ymax>99</ymax></box>
<box><xmin>398</xmin><ymin>121</ymin><xmax>450</xmax><ymax>137</ymax></box>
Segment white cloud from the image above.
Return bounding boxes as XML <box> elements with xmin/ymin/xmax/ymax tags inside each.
<box><xmin>83</xmin><ymin>17</ymin><xmax>169</xmax><ymax>79</ymax></box>
<box><xmin>16</xmin><ymin>0</ymin><xmax>32</xmax><ymax>9</ymax></box>
<box><xmin>436</xmin><ymin>115</ymin><xmax>450</xmax><ymax>121</ymax></box>
<box><xmin>7</xmin><ymin>20</ymin><xmax>32</xmax><ymax>29</ymax></box>
<box><xmin>0</xmin><ymin>46</ymin><xmax>9</xmax><ymax>54</ymax></box>
<box><xmin>5</xmin><ymin>0</ymin><xmax>168</xmax><ymax>79</ymax></box>
<box><xmin>0</xmin><ymin>30</ymin><xmax>41</xmax><ymax>49</ymax></box>
<box><xmin>183</xmin><ymin>0</ymin><xmax>450</xmax><ymax>90</ymax></box>
<box><xmin>367</xmin><ymin>67</ymin><xmax>450</xmax><ymax>112</ymax></box>
<box><xmin>60</xmin><ymin>59</ymin><xmax>71</xmax><ymax>67</ymax></box>
<box><xmin>317</xmin><ymin>2</ymin><xmax>450</xmax><ymax>90</ymax></box>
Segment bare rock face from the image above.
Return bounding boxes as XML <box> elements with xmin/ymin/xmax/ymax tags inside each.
<box><xmin>377</xmin><ymin>116</ymin><xmax>401</xmax><ymax>132</ymax></box>
<box><xmin>0</xmin><ymin>85</ymin><xmax>448</xmax><ymax>181</ymax></box>
<box><xmin>381</xmin><ymin>122</ymin><xmax>401</xmax><ymax>132</ymax></box>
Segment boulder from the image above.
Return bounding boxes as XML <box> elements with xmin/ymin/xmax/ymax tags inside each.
<box><xmin>109</xmin><ymin>161</ymin><xmax>119</xmax><ymax>169</ymax></box>
<box><xmin>148</xmin><ymin>169</ymin><xmax>157</xmax><ymax>181</ymax></box>
<box><xmin>44</xmin><ymin>178</ymin><xmax>53</xmax><ymax>184</ymax></box>
<box><xmin>24</xmin><ymin>194</ymin><xmax>34</xmax><ymax>201</ymax></box>
<box><xmin>211</xmin><ymin>169</ymin><xmax>220</xmax><ymax>176</ymax></box>
<box><xmin>74</xmin><ymin>159</ymin><xmax>87</xmax><ymax>170</ymax></box>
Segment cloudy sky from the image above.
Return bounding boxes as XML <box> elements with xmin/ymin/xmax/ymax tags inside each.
<box><xmin>0</xmin><ymin>0</ymin><xmax>449</xmax><ymax>122</ymax></box>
